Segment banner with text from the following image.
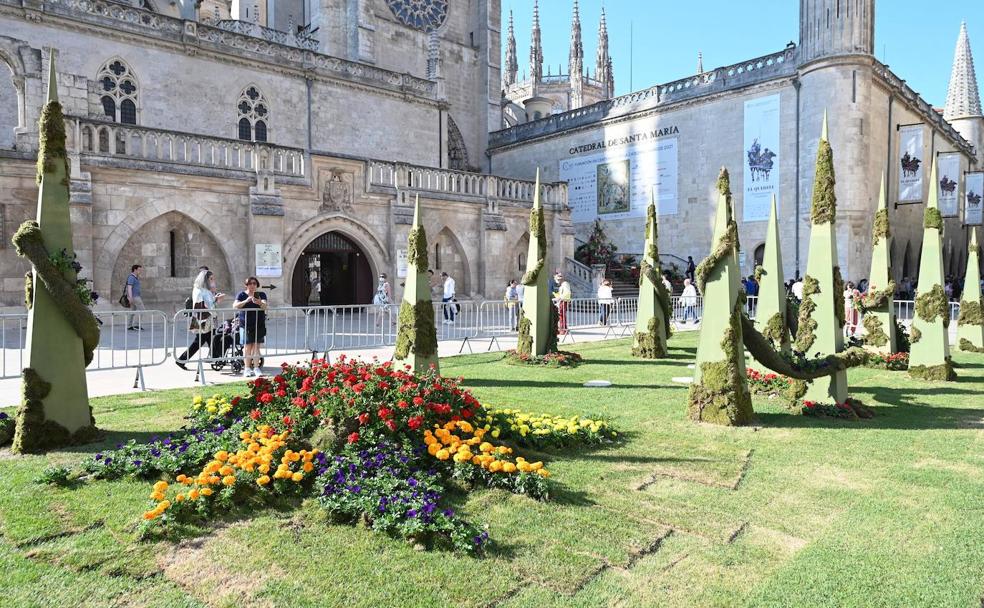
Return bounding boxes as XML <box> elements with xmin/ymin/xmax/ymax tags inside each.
<box><xmin>937</xmin><ymin>153</ymin><xmax>961</xmax><ymax>218</ymax></box>
<box><xmin>966</xmin><ymin>172</ymin><xmax>984</xmax><ymax>226</ymax></box>
<box><xmin>742</xmin><ymin>94</ymin><xmax>780</xmax><ymax>222</ymax></box>
<box><xmin>560</xmin><ymin>129</ymin><xmax>679</xmax><ymax>223</ymax></box>
<box><xmin>898</xmin><ymin>125</ymin><xmax>924</xmax><ymax>202</ymax></box>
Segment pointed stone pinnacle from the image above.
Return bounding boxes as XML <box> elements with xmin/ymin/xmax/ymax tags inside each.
<box><xmin>412</xmin><ymin>194</ymin><xmax>421</xmax><ymax>227</ymax></box>
<box><xmin>533</xmin><ymin>168</ymin><xmax>541</xmax><ymax>210</ymax></box>
<box><xmin>945</xmin><ymin>21</ymin><xmax>982</xmax><ymax>119</ymax></box>
<box><xmin>46</xmin><ymin>50</ymin><xmax>58</xmax><ymax>103</ymax></box>
<box><xmin>927</xmin><ymin>157</ymin><xmax>939</xmax><ymax>210</ymax></box>
<box><xmin>820</xmin><ymin>109</ymin><xmax>828</xmax><ymax>142</ymax></box>
<box><xmin>877</xmin><ymin>171</ymin><xmax>887</xmax><ymax>210</ymax></box>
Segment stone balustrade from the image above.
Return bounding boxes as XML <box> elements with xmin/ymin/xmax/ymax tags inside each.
<box><xmin>67</xmin><ymin>117</ymin><xmax>306</xmax><ymax>177</ymax></box>
<box><xmin>209</xmin><ymin>19</ymin><xmax>320</xmax><ymax>51</ymax></box>
<box><xmin>367</xmin><ymin>160</ymin><xmax>568</xmax><ymax>208</ymax></box>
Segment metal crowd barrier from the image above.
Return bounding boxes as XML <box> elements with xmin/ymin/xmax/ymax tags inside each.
<box><xmin>312</xmin><ymin>304</ymin><xmax>397</xmax><ymax>354</ymax></box>
<box><xmin>0</xmin><ymin>313</ymin><xmax>27</xmax><ymax>380</ymax></box>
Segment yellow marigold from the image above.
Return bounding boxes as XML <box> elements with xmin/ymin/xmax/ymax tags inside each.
<box><xmin>457</xmin><ymin>421</ymin><xmax>473</xmax><ymax>434</ymax></box>
<box><xmin>189</xmin><ymin>489</ymin><xmax>200</xmax><ymax>500</ymax></box>
<box><xmin>153</xmin><ymin>480</ymin><xmax>168</xmax><ymax>492</ymax></box>
<box><xmin>488</xmin><ymin>460</ymin><xmax>503</xmax><ymax>473</ymax></box>
<box><xmin>536</xmin><ymin>469</ymin><xmax>551</xmax><ymax>478</ymax></box>
<box><xmin>256</xmin><ymin>475</ymin><xmax>271</xmax><ymax>486</ymax></box>
<box><xmin>479</xmin><ymin>442</ymin><xmax>493</xmax><ymax>453</ymax></box>
<box><xmin>150</xmin><ymin>491</ymin><xmax>165</xmax><ymax>501</ymax></box>
<box><xmin>192</xmin><ymin>395</ymin><xmax>203</xmax><ymax>405</ymax></box>
<box><xmin>517</xmin><ymin>461</ymin><xmax>531</xmax><ymax>473</ymax></box>
<box><xmin>291</xmin><ymin>472</ymin><xmax>303</xmax><ymax>482</ymax></box>
<box><xmin>175</xmin><ymin>493</ymin><xmax>185</xmax><ymax>502</ymax></box>
<box><xmin>175</xmin><ymin>474</ymin><xmax>187</xmax><ymax>483</ymax></box>
<box><xmin>222</xmin><ymin>475</ymin><xmax>236</xmax><ymax>486</ymax></box>
<box><xmin>502</xmin><ymin>462</ymin><xmax>517</xmax><ymax>474</ymax></box>
<box><xmin>491</xmin><ymin>429</ymin><xmax>501</xmax><ymax>439</ymax></box>
<box><xmin>200</xmin><ymin>487</ymin><xmax>213</xmax><ymax>496</ymax></box>
<box><xmin>259</xmin><ymin>463</ymin><xmax>270</xmax><ymax>474</ymax></box>
<box><xmin>215</xmin><ymin>451</ymin><xmax>229</xmax><ymax>462</ymax></box>
<box><xmin>239</xmin><ymin>431</ymin><xmax>251</xmax><ymax>440</ymax></box>
<box><xmin>427</xmin><ymin>442</ymin><xmax>442</xmax><ymax>456</ymax></box>
<box><xmin>436</xmin><ymin>449</ymin><xmax>450</xmax><ymax>461</ymax></box>
<box><xmin>529</xmin><ymin>461</ymin><xmax>543</xmax><ymax>471</ymax></box>
<box><xmin>423</xmin><ymin>435</ymin><xmax>436</xmax><ymax>446</ymax></box>
<box><xmin>204</xmin><ymin>461</ymin><xmax>221</xmax><ymax>474</ymax></box>
<box><xmin>159</xmin><ymin>500</ymin><xmax>171</xmax><ymax>510</ymax></box>
<box><xmin>142</xmin><ymin>510</ymin><xmax>158</xmax><ymax>520</ymax></box>
<box><xmin>219</xmin><ymin>465</ymin><xmax>234</xmax><ymax>477</ymax></box>
<box><xmin>208</xmin><ymin>475</ymin><xmax>221</xmax><ymax>485</ymax></box>
<box><xmin>471</xmin><ymin>455</ymin><xmax>482</xmax><ymax>465</ymax></box>
<box><xmin>302</xmin><ymin>462</ymin><xmax>314</xmax><ymax>473</ymax></box>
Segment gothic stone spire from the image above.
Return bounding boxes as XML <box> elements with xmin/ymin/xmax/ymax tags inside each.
<box><xmin>596</xmin><ymin>5</ymin><xmax>613</xmax><ymax>98</ymax></box>
<box><xmin>504</xmin><ymin>9</ymin><xmax>518</xmax><ymax>87</ymax></box>
<box><xmin>945</xmin><ymin>22</ymin><xmax>982</xmax><ymax>120</ymax></box>
<box><xmin>697</xmin><ymin>51</ymin><xmax>704</xmax><ymax>74</ymax></box>
<box><xmin>530</xmin><ymin>0</ymin><xmax>543</xmax><ymax>85</ymax></box>
<box><xmin>569</xmin><ymin>0</ymin><xmax>584</xmax><ymax>107</ymax></box>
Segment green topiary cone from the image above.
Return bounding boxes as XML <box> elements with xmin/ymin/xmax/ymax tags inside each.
<box><xmin>957</xmin><ymin>229</ymin><xmax>983</xmax><ymax>352</ymax></box>
<box><xmin>862</xmin><ymin>173</ymin><xmax>898</xmax><ymax>354</ymax></box>
<box><xmin>750</xmin><ymin>194</ymin><xmax>790</xmax><ymax>363</ymax></box>
<box><xmin>517</xmin><ymin>169</ymin><xmax>556</xmax><ymax>357</ymax></box>
<box><xmin>632</xmin><ymin>194</ymin><xmax>671</xmax><ymax>358</ymax></box>
<box><xmin>393</xmin><ymin>195</ymin><xmax>439</xmax><ymax>373</ymax></box>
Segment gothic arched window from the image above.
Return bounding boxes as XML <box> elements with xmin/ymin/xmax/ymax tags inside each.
<box><xmin>447</xmin><ymin>115</ymin><xmax>469</xmax><ymax>171</ymax></box>
<box><xmin>96</xmin><ymin>58</ymin><xmax>138</xmax><ymax>124</ymax></box>
<box><xmin>237</xmin><ymin>85</ymin><xmax>270</xmax><ymax>142</ymax></box>
<box><xmin>385</xmin><ymin>0</ymin><xmax>448</xmax><ymax>32</ymax></box>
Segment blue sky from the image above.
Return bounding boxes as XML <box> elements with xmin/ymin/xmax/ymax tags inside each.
<box><xmin>502</xmin><ymin>1</ymin><xmax>980</xmax><ymax>108</ymax></box>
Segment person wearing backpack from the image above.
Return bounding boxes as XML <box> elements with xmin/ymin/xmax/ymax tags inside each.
<box><xmin>124</xmin><ymin>264</ymin><xmax>145</xmax><ymax>331</ymax></box>
<box><xmin>175</xmin><ymin>269</ymin><xmax>225</xmax><ymax>370</ymax></box>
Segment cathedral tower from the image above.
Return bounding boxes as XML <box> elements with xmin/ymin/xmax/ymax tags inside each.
<box><xmin>799</xmin><ymin>0</ymin><xmax>875</xmax><ymax>64</ymax></box>
<box><xmin>504</xmin><ymin>10</ymin><xmax>518</xmax><ymax>87</ymax></box>
<box><xmin>944</xmin><ymin>22</ymin><xmax>983</xmax><ymax>164</ymax></box>
<box><xmin>530</xmin><ymin>0</ymin><xmax>544</xmax><ymax>90</ymax></box>
<box><xmin>596</xmin><ymin>7</ymin><xmax>613</xmax><ymax>98</ymax></box>
<box><xmin>569</xmin><ymin>0</ymin><xmax>584</xmax><ymax>108</ymax></box>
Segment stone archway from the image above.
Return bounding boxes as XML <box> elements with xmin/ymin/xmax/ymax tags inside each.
<box><xmin>290</xmin><ymin>231</ymin><xmax>374</xmax><ymax>306</ymax></box>
<box><xmin>433</xmin><ymin>226</ymin><xmax>470</xmax><ymax>296</ymax></box>
<box><xmin>282</xmin><ymin>215</ymin><xmax>388</xmax><ymax>307</ymax></box>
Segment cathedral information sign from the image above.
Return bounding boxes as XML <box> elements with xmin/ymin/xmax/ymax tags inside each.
<box><xmin>743</xmin><ymin>94</ymin><xmax>781</xmax><ymax>223</ymax></box>
<box><xmin>938</xmin><ymin>153</ymin><xmax>961</xmax><ymax>217</ymax></box>
<box><xmin>560</xmin><ymin>124</ymin><xmax>679</xmax><ymax>223</ymax></box>
<box><xmin>898</xmin><ymin>125</ymin><xmax>925</xmax><ymax>203</ymax></box>
<box><xmin>255</xmin><ymin>243</ymin><xmax>282</xmax><ymax>278</ymax></box>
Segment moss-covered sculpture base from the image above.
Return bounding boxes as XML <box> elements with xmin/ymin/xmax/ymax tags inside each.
<box><xmin>958</xmin><ymin>338</ymin><xmax>984</xmax><ymax>353</ymax></box>
<box><xmin>795</xmin><ymin>275</ymin><xmax>820</xmax><ymax>352</ymax></box>
<box><xmin>393</xmin><ymin>300</ymin><xmax>438</xmax><ymax>361</ymax></box>
<box><xmin>908</xmin><ymin>360</ymin><xmax>957</xmax><ymax>382</ymax></box>
<box><xmin>862</xmin><ymin>315</ymin><xmax>889</xmax><ymax>348</ymax></box>
<box><xmin>12</xmin><ymin>368</ymin><xmax>100</xmax><ymax>454</ymax></box>
<box><xmin>957</xmin><ymin>300</ymin><xmax>982</xmax><ymax>326</ymax></box>
<box><xmin>688</xmin><ymin>306</ymin><xmax>753</xmax><ymax>426</ymax></box>
<box><xmin>915</xmin><ymin>284</ymin><xmax>949</xmax><ymax>328</ymax></box>
<box><xmin>515</xmin><ymin>303</ymin><xmax>560</xmax><ymax>359</ymax></box>
<box><xmin>761</xmin><ymin>312</ymin><xmax>787</xmax><ymax>348</ymax></box>
<box><xmin>632</xmin><ymin>317</ymin><xmax>668</xmax><ymax>359</ymax></box>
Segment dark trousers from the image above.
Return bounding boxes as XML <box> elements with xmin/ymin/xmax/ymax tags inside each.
<box><xmin>442</xmin><ymin>297</ymin><xmax>456</xmax><ymax>321</ymax></box>
<box><xmin>599</xmin><ymin>303</ymin><xmax>611</xmax><ymax>325</ymax></box>
<box><xmin>179</xmin><ymin>330</ymin><xmax>214</xmax><ymax>362</ymax></box>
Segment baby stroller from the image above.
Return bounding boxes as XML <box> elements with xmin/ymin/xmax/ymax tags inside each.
<box><xmin>210</xmin><ymin>317</ymin><xmax>264</xmax><ymax>374</ymax></box>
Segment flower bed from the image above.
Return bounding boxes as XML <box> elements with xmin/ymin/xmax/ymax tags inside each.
<box><xmin>70</xmin><ymin>357</ymin><xmax>615</xmax><ymax>553</ymax></box>
<box><xmin>864</xmin><ymin>352</ymin><xmax>909</xmax><ymax>371</ymax></box>
<box><xmin>504</xmin><ymin>349</ymin><xmax>583</xmax><ymax>368</ymax></box>
<box><xmin>745</xmin><ymin>368</ymin><xmax>792</xmax><ymax>397</ymax></box>
<box><xmin>802</xmin><ymin>397</ymin><xmax>871</xmax><ymax>419</ymax></box>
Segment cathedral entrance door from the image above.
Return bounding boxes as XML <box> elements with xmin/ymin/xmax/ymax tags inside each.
<box><xmin>290</xmin><ymin>232</ymin><xmax>373</xmax><ymax>306</ymax></box>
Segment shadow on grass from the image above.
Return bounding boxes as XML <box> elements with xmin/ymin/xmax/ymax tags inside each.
<box><xmin>757</xmin><ymin>403</ymin><xmax>984</xmax><ymax>430</ymax></box>
<box><xmin>461</xmin><ymin>378</ymin><xmax>683</xmax><ymax>390</ymax></box>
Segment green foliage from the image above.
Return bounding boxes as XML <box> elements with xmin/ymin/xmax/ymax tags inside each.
<box><xmin>504</xmin><ymin>349</ymin><xmax>582</xmax><ymax>367</ymax></box>
<box><xmin>833</xmin><ymin>266</ymin><xmax>846</xmax><ymax>328</ymax></box>
<box><xmin>811</xmin><ymin>139</ymin><xmax>836</xmax><ymax>225</ymax></box>
<box><xmin>895</xmin><ymin>320</ymin><xmax>911</xmax><ymax>353</ymax></box>
<box><xmin>522</xmin><ymin>206</ymin><xmax>547</xmax><ymax>286</ymax></box>
<box><xmin>910</xmin><ymin>325</ymin><xmax>922</xmax><ymax>344</ymax></box>
<box><xmin>37</xmin><ymin>100</ymin><xmax>69</xmax><ymax>184</ymax></box>
<box><xmin>407</xmin><ymin>226</ymin><xmax>429</xmax><ymax>270</ymax></box>
<box><xmin>24</xmin><ymin>271</ymin><xmax>32</xmax><ymax>309</ymax></box>
<box><xmin>34</xmin><ymin>465</ymin><xmax>74</xmax><ymax>486</ymax></box>
<box><xmin>909</xmin><ymin>360</ymin><xmax>957</xmax><ymax>381</ymax></box>
<box><xmin>574</xmin><ymin>219</ymin><xmax>618</xmax><ymax>266</ymax></box>
<box><xmin>0</xmin><ymin>412</ymin><xmax>13</xmax><ymax>446</ymax></box>
<box><xmin>762</xmin><ymin>312</ymin><xmax>787</xmax><ymax>347</ymax></box>
<box><xmin>857</xmin><ymin>281</ymin><xmax>896</xmax><ymax>312</ymax></box>
<box><xmin>915</xmin><ymin>284</ymin><xmax>949</xmax><ymax>327</ymax></box>
<box><xmin>862</xmin><ymin>315</ymin><xmax>889</xmax><ymax>347</ymax></box>
<box><xmin>516</xmin><ymin>309</ymin><xmax>533</xmax><ymax>356</ymax></box>
<box><xmin>872</xmin><ymin>208</ymin><xmax>890</xmax><ymax>245</ymax></box>
<box><xmin>695</xmin><ymin>169</ymin><xmax>740</xmax><ymax>294</ymax></box>
<box><xmin>959</xmin><ymin>338</ymin><xmax>984</xmax><ymax>353</ymax></box>
<box><xmin>923</xmin><ymin>207</ymin><xmax>943</xmax><ymax>231</ymax></box>
<box><xmin>12</xmin><ymin>221</ymin><xmax>100</xmax><ymax>365</ymax></box>
<box><xmin>393</xmin><ymin>299</ymin><xmax>437</xmax><ymax>360</ymax></box>
<box><xmin>688</xmin><ymin>303</ymin><xmax>753</xmax><ymax>426</ymax></box>
<box><xmin>632</xmin><ymin>316</ymin><xmax>668</xmax><ymax>359</ymax></box>
<box><xmin>13</xmin><ymin>367</ymin><xmax>99</xmax><ymax>454</ymax></box>
<box><xmin>795</xmin><ymin>275</ymin><xmax>820</xmax><ymax>352</ymax></box>
<box><xmin>957</xmin><ymin>300</ymin><xmax>982</xmax><ymax>326</ymax></box>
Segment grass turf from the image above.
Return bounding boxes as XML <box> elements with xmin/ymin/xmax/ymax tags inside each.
<box><xmin>1</xmin><ymin>331</ymin><xmax>984</xmax><ymax>607</ymax></box>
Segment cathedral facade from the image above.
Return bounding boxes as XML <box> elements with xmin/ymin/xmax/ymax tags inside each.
<box><xmin>0</xmin><ymin>0</ymin><xmax>573</xmax><ymax>311</ymax></box>
<box><xmin>490</xmin><ymin>0</ymin><xmax>984</xmax><ymax>287</ymax></box>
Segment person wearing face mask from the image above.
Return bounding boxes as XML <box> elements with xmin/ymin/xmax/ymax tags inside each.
<box><xmin>175</xmin><ymin>269</ymin><xmax>226</xmax><ymax>369</ymax></box>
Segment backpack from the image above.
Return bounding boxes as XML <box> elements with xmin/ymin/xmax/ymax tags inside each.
<box><xmin>184</xmin><ymin>296</ymin><xmax>193</xmax><ymax>311</ymax></box>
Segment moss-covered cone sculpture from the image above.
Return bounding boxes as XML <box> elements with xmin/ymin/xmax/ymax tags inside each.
<box><xmin>688</xmin><ymin>169</ymin><xmax>753</xmax><ymax>426</ymax></box>
<box><xmin>12</xmin><ymin>54</ymin><xmax>100</xmax><ymax>453</ymax></box>
<box><xmin>909</xmin><ymin>159</ymin><xmax>957</xmax><ymax>380</ymax></box>
<box><xmin>517</xmin><ymin>169</ymin><xmax>557</xmax><ymax>357</ymax></box>
<box><xmin>797</xmin><ymin>112</ymin><xmax>850</xmax><ymax>403</ymax></box>
<box><xmin>750</xmin><ymin>195</ymin><xmax>789</xmax><ymax>363</ymax></box>
<box><xmin>861</xmin><ymin>173</ymin><xmax>897</xmax><ymax>353</ymax></box>
<box><xmin>957</xmin><ymin>229</ymin><xmax>983</xmax><ymax>353</ymax></box>
<box><xmin>632</xmin><ymin>196</ymin><xmax>672</xmax><ymax>358</ymax></box>
<box><xmin>393</xmin><ymin>196</ymin><xmax>439</xmax><ymax>373</ymax></box>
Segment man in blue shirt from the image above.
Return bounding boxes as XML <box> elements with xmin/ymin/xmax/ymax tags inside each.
<box><xmin>126</xmin><ymin>264</ymin><xmax>145</xmax><ymax>330</ymax></box>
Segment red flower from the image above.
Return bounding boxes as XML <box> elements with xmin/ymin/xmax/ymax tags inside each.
<box><xmin>384</xmin><ymin>419</ymin><xmax>397</xmax><ymax>432</ymax></box>
<box><xmin>347</xmin><ymin>432</ymin><xmax>360</xmax><ymax>444</ymax></box>
<box><xmin>292</xmin><ymin>397</ymin><xmax>307</xmax><ymax>408</ymax></box>
<box><xmin>276</xmin><ymin>389</ymin><xmax>287</xmax><ymax>398</ymax></box>
<box><xmin>461</xmin><ymin>408</ymin><xmax>472</xmax><ymax>419</ymax></box>
<box><xmin>283</xmin><ymin>415</ymin><xmax>293</xmax><ymax>426</ymax></box>
<box><xmin>407</xmin><ymin>415</ymin><xmax>423</xmax><ymax>430</ymax></box>
<box><xmin>412</xmin><ymin>396</ymin><xmax>424</xmax><ymax>406</ymax></box>
<box><xmin>249</xmin><ymin>409</ymin><xmax>261</xmax><ymax>420</ymax></box>
<box><xmin>352</xmin><ymin>383</ymin><xmax>365</xmax><ymax>394</ymax></box>
<box><xmin>377</xmin><ymin>407</ymin><xmax>392</xmax><ymax>419</ymax></box>
<box><xmin>397</xmin><ymin>399</ymin><xmax>409</xmax><ymax>409</ymax></box>
<box><xmin>358</xmin><ymin>412</ymin><xmax>370</xmax><ymax>425</ymax></box>
<box><xmin>231</xmin><ymin>396</ymin><xmax>241</xmax><ymax>406</ymax></box>
<box><xmin>312</xmin><ymin>408</ymin><xmax>321</xmax><ymax>417</ymax></box>
<box><xmin>259</xmin><ymin>393</ymin><xmax>274</xmax><ymax>404</ymax></box>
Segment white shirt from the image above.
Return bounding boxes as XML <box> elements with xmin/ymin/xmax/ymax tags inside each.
<box><xmin>681</xmin><ymin>285</ymin><xmax>698</xmax><ymax>306</ymax></box>
<box><xmin>443</xmin><ymin>277</ymin><xmax>456</xmax><ymax>299</ymax></box>
<box><xmin>597</xmin><ymin>285</ymin><xmax>614</xmax><ymax>303</ymax></box>
<box><xmin>662</xmin><ymin>278</ymin><xmax>672</xmax><ymax>293</ymax></box>
<box><xmin>792</xmin><ymin>281</ymin><xmax>804</xmax><ymax>300</ymax></box>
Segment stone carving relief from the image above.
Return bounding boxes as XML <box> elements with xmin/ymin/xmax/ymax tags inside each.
<box><xmin>320</xmin><ymin>168</ymin><xmax>354</xmax><ymax>214</ymax></box>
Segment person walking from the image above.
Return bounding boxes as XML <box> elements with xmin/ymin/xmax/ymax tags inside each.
<box><xmin>125</xmin><ymin>264</ymin><xmax>145</xmax><ymax>331</ymax></box>
<box><xmin>681</xmin><ymin>278</ymin><xmax>699</xmax><ymax>324</ymax></box>
<box><xmin>234</xmin><ymin>276</ymin><xmax>267</xmax><ymax>377</ymax></box>
<box><xmin>504</xmin><ymin>279</ymin><xmax>520</xmax><ymax>331</ymax></box>
<box><xmin>372</xmin><ymin>273</ymin><xmax>393</xmax><ymax>327</ymax></box>
<box><xmin>685</xmin><ymin>256</ymin><xmax>696</xmax><ymax>282</ymax></box>
<box><xmin>441</xmin><ymin>272</ymin><xmax>456</xmax><ymax>324</ymax></box>
<box><xmin>662</xmin><ymin>272</ymin><xmax>673</xmax><ymax>295</ymax></box>
<box><xmin>553</xmin><ymin>273</ymin><xmax>572</xmax><ymax>334</ymax></box>
<box><xmin>176</xmin><ymin>269</ymin><xmax>225</xmax><ymax>370</ymax></box>
<box><xmin>597</xmin><ymin>279</ymin><xmax>614</xmax><ymax>326</ymax></box>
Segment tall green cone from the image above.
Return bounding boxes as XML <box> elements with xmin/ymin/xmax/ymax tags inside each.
<box><xmin>798</xmin><ymin>111</ymin><xmax>850</xmax><ymax>403</ymax></box>
<box><xmin>13</xmin><ymin>53</ymin><xmax>100</xmax><ymax>453</ymax></box>
<box><xmin>750</xmin><ymin>194</ymin><xmax>790</xmax><ymax>361</ymax></box>
<box><xmin>688</xmin><ymin>168</ymin><xmax>753</xmax><ymax>426</ymax></box>
<box><xmin>393</xmin><ymin>195</ymin><xmax>439</xmax><ymax>373</ymax></box>
<box><xmin>861</xmin><ymin>173</ymin><xmax>897</xmax><ymax>354</ymax></box>
<box><xmin>957</xmin><ymin>229</ymin><xmax>984</xmax><ymax>352</ymax></box>
<box><xmin>517</xmin><ymin>169</ymin><xmax>556</xmax><ymax>357</ymax></box>
<box><xmin>909</xmin><ymin>159</ymin><xmax>956</xmax><ymax>380</ymax></box>
<box><xmin>632</xmin><ymin>194</ymin><xmax>671</xmax><ymax>358</ymax></box>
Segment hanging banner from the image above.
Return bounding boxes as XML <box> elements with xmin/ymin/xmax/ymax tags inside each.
<box><xmin>966</xmin><ymin>172</ymin><xmax>984</xmax><ymax>226</ymax></box>
<box><xmin>898</xmin><ymin>125</ymin><xmax>924</xmax><ymax>202</ymax></box>
<box><xmin>937</xmin><ymin>153</ymin><xmax>961</xmax><ymax>218</ymax></box>
<box><xmin>742</xmin><ymin>94</ymin><xmax>781</xmax><ymax>222</ymax></box>
<box><xmin>560</xmin><ymin>121</ymin><xmax>680</xmax><ymax>223</ymax></box>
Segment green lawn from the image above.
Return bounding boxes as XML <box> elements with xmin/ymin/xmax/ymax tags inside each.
<box><xmin>2</xmin><ymin>332</ymin><xmax>984</xmax><ymax>607</ymax></box>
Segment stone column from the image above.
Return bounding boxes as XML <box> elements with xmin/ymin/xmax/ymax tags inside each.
<box><xmin>248</xmin><ymin>156</ymin><xmax>286</xmax><ymax>306</ymax></box>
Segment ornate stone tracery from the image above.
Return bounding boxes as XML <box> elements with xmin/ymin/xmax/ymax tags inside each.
<box><xmin>96</xmin><ymin>57</ymin><xmax>139</xmax><ymax>124</ymax></box>
<box><xmin>384</xmin><ymin>0</ymin><xmax>449</xmax><ymax>33</ymax></box>
<box><xmin>237</xmin><ymin>85</ymin><xmax>268</xmax><ymax>142</ymax></box>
